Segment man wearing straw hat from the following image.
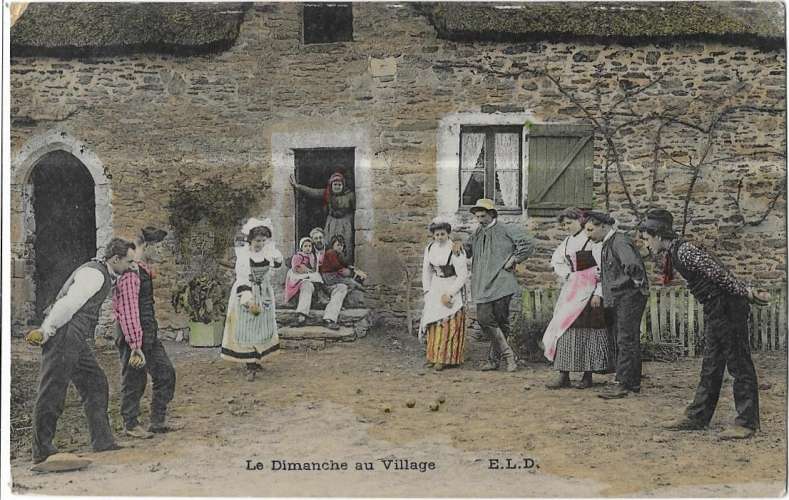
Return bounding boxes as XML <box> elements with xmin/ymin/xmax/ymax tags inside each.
<box><xmin>639</xmin><ymin>208</ymin><xmax>768</xmax><ymax>440</ymax></box>
<box><xmin>457</xmin><ymin>198</ymin><xmax>535</xmax><ymax>372</ymax></box>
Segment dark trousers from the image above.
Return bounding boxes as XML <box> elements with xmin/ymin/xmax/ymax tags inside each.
<box><xmin>686</xmin><ymin>295</ymin><xmax>760</xmax><ymax>430</ymax></box>
<box><xmin>476</xmin><ymin>294</ymin><xmax>513</xmax><ymax>362</ymax></box>
<box><xmin>117</xmin><ymin>334</ymin><xmax>176</xmax><ymax>427</ymax></box>
<box><xmin>32</xmin><ymin>329</ymin><xmax>115</xmax><ymax>462</ymax></box>
<box><xmin>606</xmin><ymin>292</ymin><xmax>648</xmax><ymax>391</ymax></box>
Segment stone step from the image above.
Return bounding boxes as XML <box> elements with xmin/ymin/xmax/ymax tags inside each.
<box><xmin>279</xmin><ymin>326</ymin><xmax>355</xmax><ymax>341</ymax></box>
<box><xmin>276</xmin><ymin>308</ymin><xmax>371</xmax><ymax>341</ymax></box>
<box><xmin>279</xmin><ymin>325</ymin><xmax>357</xmax><ymax>351</ymax></box>
<box><xmin>277</xmin><ymin>308</ymin><xmax>369</xmax><ymax>323</ymax></box>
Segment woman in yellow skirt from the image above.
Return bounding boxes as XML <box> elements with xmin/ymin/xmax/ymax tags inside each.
<box><xmin>418</xmin><ymin>217</ymin><xmax>469</xmax><ymax>371</ymax></box>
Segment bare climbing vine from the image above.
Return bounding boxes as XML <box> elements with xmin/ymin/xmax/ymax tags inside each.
<box><xmin>435</xmin><ymin>55</ymin><xmax>785</xmax><ymax>231</ymax></box>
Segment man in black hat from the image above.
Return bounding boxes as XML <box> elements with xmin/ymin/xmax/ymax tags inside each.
<box><xmin>639</xmin><ymin>209</ymin><xmax>768</xmax><ymax>439</ymax></box>
<box><xmin>113</xmin><ymin>227</ymin><xmax>178</xmax><ymax>437</ymax></box>
<box><xmin>585</xmin><ymin>211</ymin><xmax>649</xmax><ymax>399</ymax></box>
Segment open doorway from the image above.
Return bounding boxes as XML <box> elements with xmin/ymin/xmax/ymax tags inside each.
<box><xmin>32</xmin><ymin>151</ymin><xmax>97</xmax><ymax>322</ymax></box>
<box><xmin>293</xmin><ymin>147</ymin><xmax>355</xmax><ymax>259</ymax></box>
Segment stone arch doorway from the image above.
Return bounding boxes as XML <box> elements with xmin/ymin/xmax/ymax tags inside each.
<box><xmin>11</xmin><ymin>129</ymin><xmax>113</xmax><ymax>327</ymax></box>
<box><xmin>31</xmin><ymin>151</ymin><xmax>97</xmax><ymax>321</ymax></box>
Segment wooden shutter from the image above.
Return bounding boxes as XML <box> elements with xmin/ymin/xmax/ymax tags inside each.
<box><xmin>527</xmin><ymin>124</ymin><xmax>594</xmax><ymax>216</ymax></box>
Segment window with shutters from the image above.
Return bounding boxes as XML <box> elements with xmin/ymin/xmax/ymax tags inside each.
<box><xmin>526</xmin><ymin>124</ymin><xmax>594</xmax><ymax>216</ymax></box>
<box><xmin>459</xmin><ymin>125</ymin><xmax>523</xmax><ymax>212</ymax></box>
<box><xmin>302</xmin><ymin>3</ymin><xmax>353</xmax><ymax>44</ymax></box>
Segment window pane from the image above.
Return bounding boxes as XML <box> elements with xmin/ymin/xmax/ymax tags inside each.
<box><xmin>494</xmin><ymin>132</ymin><xmax>520</xmax><ymax>207</ymax></box>
<box><xmin>303</xmin><ymin>4</ymin><xmax>353</xmax><ymax>44</ymax></box>
<box><xmin>462</xmin><ymin>171</ymin><xmax>485</xmax><ymax>206</ymax></box>
<box><xmin>460</xmin><ymin>132</ymin><xmax>486</xmax><ymax>206</ymax></box>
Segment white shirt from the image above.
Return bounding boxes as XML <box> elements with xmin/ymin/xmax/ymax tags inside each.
<box><xmin>421</xmin><ymin>240</ymin><xmax>468</xmax><ymax>296</ymax></box>
<box><xmin>552</xmin><ymin>232</ymin><xmax>603</xmax><ymax>297</ymax></box>
<box><xmin>234</xmin><ymin>242</ymin><xmax>283</xmax><ymax>301</ymax></box>
<box><xmin>41</xmin><ymin>267</ymin><xmax>106</xmax><ymax>335</ymax></box>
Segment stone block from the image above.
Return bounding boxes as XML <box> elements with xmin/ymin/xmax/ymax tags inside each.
<box><xmin>369</xmin><ymin>57</ymin><xmax>397</xmax><ymax>78</ymax></box>
<box><xmin>280</xmin><ymin>339</ymin><xmax>327</xmax><ymax>351</ymax></box>
<box><xmin>279</xmin><ymin>326</ymin><xmax>354</xmax><ymax>341</ymax></box>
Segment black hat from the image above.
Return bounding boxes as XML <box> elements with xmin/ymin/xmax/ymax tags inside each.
<box><xmin>638</xmin><ymin>209</ymin><xmax>676</xmax><ymax>239</ymax></box>
<box><xmin>585</xmin><ymin>211</ymin><xmax>615</xmax><ymax>226</ymax></box>
<box><xmin>140</xmin><ymin>226</ymin><xmax>168</xmax><ymax>244</ymax></box>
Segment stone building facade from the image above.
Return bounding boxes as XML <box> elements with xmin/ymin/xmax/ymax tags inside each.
<box><xmin>10</xmin><ymin>3</ymin><xmax>786</xmax><ymax>333</ymax></box>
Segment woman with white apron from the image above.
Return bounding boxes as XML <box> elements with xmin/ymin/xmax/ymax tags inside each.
<box><xmin>419</xmin><ymin>217</ymin><xmax>469</xmax><ymax>371</ymax></box>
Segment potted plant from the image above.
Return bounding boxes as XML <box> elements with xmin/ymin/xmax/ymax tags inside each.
<box><xmin>172</xmin><ymin>275</ymin><xmax>227</xmax><ymax>347</ymax></box>
<box><xmin>166</xmin><ymin>176</ymin><xmax>266</xmax><ymax>347</ymax></box>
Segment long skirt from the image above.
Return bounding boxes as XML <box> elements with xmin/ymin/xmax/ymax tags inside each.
<box><xmin>553</xmin><ymin>326</ymin><xmax>615</xmax><ymax>373</ymax></box>
<box><xmin>425</xmin><ymin>309</ymin><xmax>466</xmax><ymax>366</ymax></box>
<box><xmin>325</xmin><ymin>214</ymin><xmax>354</xmax><ymax>263</ymax></box>
<box><xmin>220</xmin><ymin>281</ymin><xmax>280</xmax><ymax>364</ymax></box>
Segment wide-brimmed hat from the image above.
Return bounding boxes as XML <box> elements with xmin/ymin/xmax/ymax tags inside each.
<box><xmin>469</xmin><ymin>198</ymin><xmax>497</xmax><ymax>216</ymax></box>
<box><xmin>140</xmin><ymin>226</ymin><xmax>167</xmax><ymax>244</ymax></box>
<box><xmin>639</xmin><ymin>209</ymin><xmax>677</xmax><ymax>239</ymax></box>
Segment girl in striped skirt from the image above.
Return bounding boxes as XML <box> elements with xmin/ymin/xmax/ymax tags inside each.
<box><xmin>221</xmin><ymin>218</ymin><xmax>283</xmax><ymax>381</ymax></box>
<box><xmin>418</xmin><ymin>217</ymin><xmax>469</xmax><ymax>371</ymax></box>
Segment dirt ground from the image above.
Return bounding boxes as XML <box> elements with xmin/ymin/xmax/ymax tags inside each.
<box><xmin>8</xmin><ymin>330</ymin><xmax>787</xmax><ymax>497</ymax></box>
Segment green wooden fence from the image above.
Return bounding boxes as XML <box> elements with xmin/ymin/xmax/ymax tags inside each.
<box><xmin>522</xmin><ymin>286</ymin><xmax>788</xmax><ymax>356</ymax></box>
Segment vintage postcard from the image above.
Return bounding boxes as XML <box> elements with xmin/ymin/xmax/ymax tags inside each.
<box><xmin>2</xmin><ymin>1</ymin><xmax>787</xmax><ymax>498</ymax></box>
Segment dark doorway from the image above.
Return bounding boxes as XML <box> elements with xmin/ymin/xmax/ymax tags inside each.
<box><xmin>293</xmin><ymin>147</ymin><xmax>355</xmax><ymax>253</ymax></box>
<box><xmin>32</xmin><ymin>151</ymin><xmax>97</xmax><ymax>322</ymax></box>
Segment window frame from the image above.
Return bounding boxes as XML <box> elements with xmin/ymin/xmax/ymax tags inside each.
<box><xmin>458</xmin><ymin>124</ymin><xmax>524</xmax><ymax>214</ymax></box>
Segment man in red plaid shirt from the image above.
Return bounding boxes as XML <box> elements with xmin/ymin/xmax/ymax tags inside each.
<box><xmin>113</xmin><ymin>227</ymin><xmax>177</xmax><ymax>438</ymax></box>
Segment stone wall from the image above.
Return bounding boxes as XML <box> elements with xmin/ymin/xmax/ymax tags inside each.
<box><xmin>10</xmin><ymin>4</ymin><xmax>786</xmax><ymax>332</ymax></box>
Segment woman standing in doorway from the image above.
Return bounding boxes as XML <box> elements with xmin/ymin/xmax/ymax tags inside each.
<box><xmin>418</xmin><ymin>217</ymin><xmax>469</xmax><ymax>371</ymax></box>
<box><xmin>541</xmin><ymin>208</ymin><xmax>614</xmax><ymax>389</ymax></box>
<box><xmin>290</xmin><ymin>172</ymin><xmax>355</xmax><ymax>263</ymax></box>
<box><xmin>221</xmin><ymin>218</ymin><xmax>283</xmax><ymax>381</ymax></box>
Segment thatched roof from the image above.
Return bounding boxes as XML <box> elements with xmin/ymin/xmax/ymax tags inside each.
<box><xmin>418</xmin><ymin>2</ymin><xmax>785</xmax><ymax>47</ymax></box>
<box><xmin>11</xmin><ymin>2</ymin><xmax>785</xmax><ymax>58</ymax></box>
<box><xmin>11</xmin><ymin>3</ymin><xmax>248</xmax><ymax>58</ymax></box>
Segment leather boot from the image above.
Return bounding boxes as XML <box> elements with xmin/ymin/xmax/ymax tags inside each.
<box><xmin>718</xmin><ymin>425</ymin><xmax>755</xmax><ymax>440</ymax></box>
<box><xmin>492</xmin><ymin>328</ymin><xmax>516</xmax><ymax>372</ymax></box>
<box><xmin>481</xmin><ymin>343</ymin><xmax>499</xmax><ymax>371</ymax></box>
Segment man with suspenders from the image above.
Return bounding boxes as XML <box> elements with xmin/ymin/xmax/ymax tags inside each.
<box><xmin>27</xmin><ymin>238</ymin><xmax>136</xmax><ymax>465</ymax></box>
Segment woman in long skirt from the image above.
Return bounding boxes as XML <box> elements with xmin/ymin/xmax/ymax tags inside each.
<box><xmin>221</xmin><ymin>218</ymin><xmax>283</xmax><ymax>381</ymax></box>
<box><xmin>542</xmin><ymin>208</ymin><xmax>615</xmax><ymax>389</ymax></box>
<box><xmin>419</xmin><ymin>217</ymin><xmax>469</xmax><ymax>371</ymax></box>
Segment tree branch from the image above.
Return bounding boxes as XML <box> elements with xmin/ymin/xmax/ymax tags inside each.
<box><xmin>725</xmin><ymin>179</ymin><xmax>784</xmax><ymax>228</ymax></box>
<box><xmin>607</xmin><ymin>73</ymin><xmax>667</xmax><ymax>113</ymax></box>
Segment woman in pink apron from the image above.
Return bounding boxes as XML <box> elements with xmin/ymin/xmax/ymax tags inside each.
<box><xmin>542</xmin><ymin>208</ymin><xmax>615</xmax><ymax>389</ymax></box>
